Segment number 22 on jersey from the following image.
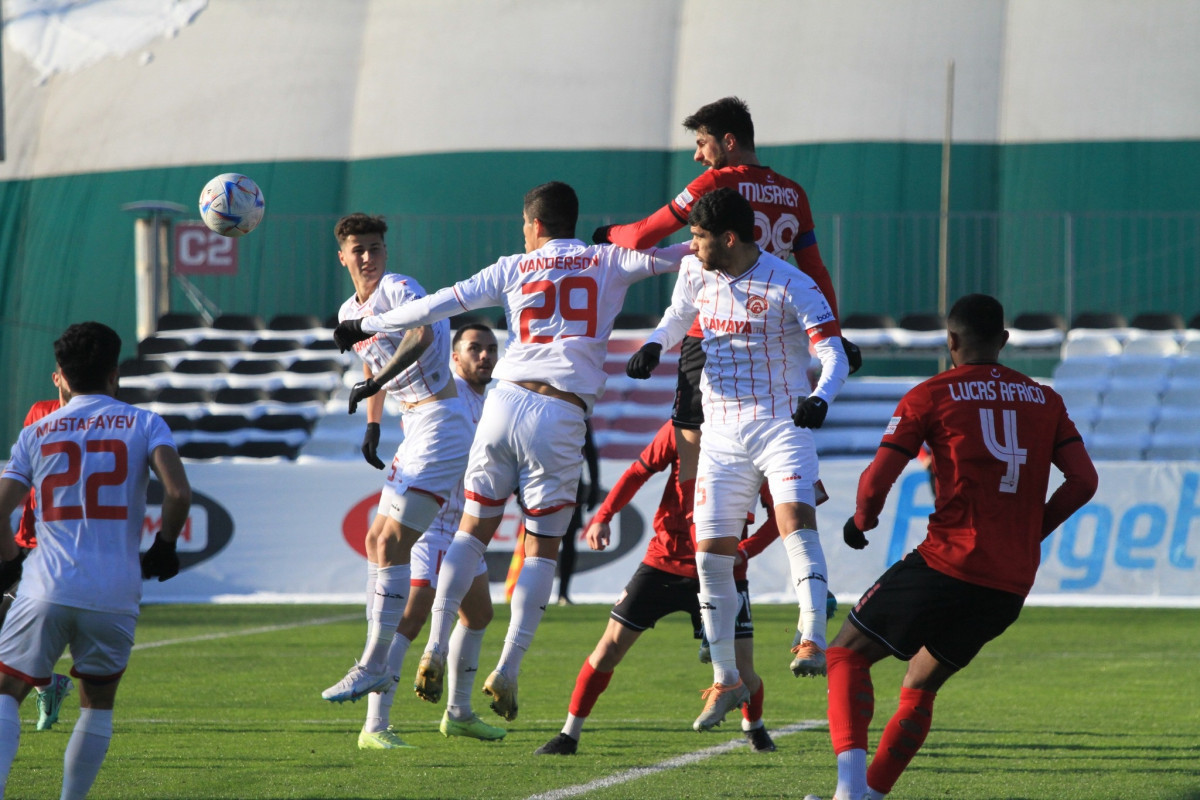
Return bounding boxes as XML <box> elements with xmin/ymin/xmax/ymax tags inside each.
<box><xmin>518</xmin><ymin>276</ymin><xmax>598</xmax><ymax>344</ymax></box>
<box><xmin>40</xmin><ymin>439</ymin><xmax>130</xmax><ymax>521</ymax></box>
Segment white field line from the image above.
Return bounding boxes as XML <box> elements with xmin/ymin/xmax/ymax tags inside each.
<box><xmin>131</xmin><ymin>613</ymin><xmax>360</xmax><ymax>651</ymax></box>
<box><xmin>523</xmin><ymin>719</ymin><xmax>828</xmax><ymax>800</ymax></box>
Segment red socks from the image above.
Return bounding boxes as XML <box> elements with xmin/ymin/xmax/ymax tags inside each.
<box><xmin>867</xmin><ymin>686</ymin><xmax>936</xmax><ymax>794</ymax></box>
<box><xmin>742</xmin><ymin>679</ymin><xmax>764</xmax><ymax>724</ymax></box>
<box><xmin>568</xmin><ymin>659</ymin><xmax>613</xmax><ymax>718</ymax></box>
<box><xmin>826</xmin><ymin>646</ymin><xmax>874</xmax><ymax>753</ymax></box>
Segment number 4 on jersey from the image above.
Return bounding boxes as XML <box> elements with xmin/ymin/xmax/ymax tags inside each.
<box><xmin>980</xmin><ymin>408</ymin><xmax>1026</xmax><ymax>493</ymax></box>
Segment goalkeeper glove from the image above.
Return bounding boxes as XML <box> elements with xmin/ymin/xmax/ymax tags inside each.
<box><xmin>141</xmin><ymin>535</ymin><xmax>180</xmax><ymax>582</ymax></box>
<box><xmin>333</xmin><ymin>318</ymin><xmax>370</xmax><ymax>352</ymax></box>
<box><xmin>362</xmin><ymin>422</ymin><xmax>385</xmax><ymax>469</ymax></box>
<box><xmin>625</xmin><ymin>343</ymin><xmax>662</xmax><ymax>379</ymax></box>
<box><xmin>842</xmin><ymin>517</ymin><xmax>869</xmax><ymax>550</ymax></box>
<box><xmin>792</xmin><ymin>396</ymin><xmax>829</xmax><ymax>429</ymax></box>
<box><xmin>348</xmin><ymin>377</ymin><xmax>382</xmax><ymax>415</ymax></box>
<box><xmin>843</xmin><ymin>337</ymin><xmax>863</xmax><ymax>374</ymax></box>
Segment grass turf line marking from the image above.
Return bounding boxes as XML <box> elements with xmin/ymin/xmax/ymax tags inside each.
<box><xmin>523</xmin><ymin>719</ymin><xmax>827</xmax><ymax>800</ymax></box>
<box><xmin>132</xmin><ymin>613</ymin><xmax>360</xmax><ymax>651</ymax></box>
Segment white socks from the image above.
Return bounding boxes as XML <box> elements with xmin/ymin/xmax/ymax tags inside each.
<box><xmin>696</xmin><ymin>551</ymin><xmax>739</xmax><ymax>686</ymax></box>
<box><xmin>783</xmin><ymin>529</ymin><xmax>829</xmax><ymax>649</ymax></box>
<box><xmin>836</xmin><ymin>748</ymin><xmax>868</xmax><ymax>800</ymax></box>
<box><xmin>0</xmin><ymin>694</ymin><xmax>19</xmax><ymax>793</ymax></box>
<box><xmin>446</xmin><ymin>623</ymin><xmax>485</xmax><ymax>721</ymax></box>
<box><xmin>364</xmin><ymin>633</ymin><xmax>411</xmax><ymax>733</ymax></box>
<box><xmin>426</xmin><ymin>533</ymin><xmax>487</xmax><ymax>657</ymax></box>
<box><xmin>362</xmin><ymin>564</ymin><xmax>409</xmax><ymax>671</ymax></box>
<box><xmin>62</xmin><ymin>708</ymin><xmax>113</xmax><ymax>800</ymax></box>
<box><xmin>497</xmin><ymin>556</ymin><xmax>556</xmax><ymax>676</ymax></box>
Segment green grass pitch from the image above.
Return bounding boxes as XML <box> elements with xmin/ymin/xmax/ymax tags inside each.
<box><xmin>5</xmin><ymin>603</ymin><xmax>1198</xmax><ymax>799</ymax></box>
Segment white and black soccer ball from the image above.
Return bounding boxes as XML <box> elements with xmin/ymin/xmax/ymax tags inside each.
<box><xmin>198</xmin><ymin>173</ymin><xmax>265</xmax><ymax>237</ymax></box>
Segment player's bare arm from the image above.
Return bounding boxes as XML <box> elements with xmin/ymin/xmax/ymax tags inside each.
<box><xmin>347</xmin><ymin>325</ymin><xmax>434</xmax><ymax>414</ymax></box>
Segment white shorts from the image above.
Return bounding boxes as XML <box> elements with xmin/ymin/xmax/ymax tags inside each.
<box><xmin>693</xmin><ymin>417</ymin><xmax>820</xmax><ymax>537</ymax></box>
<box><xmin>383</xmin><ymin>396</ymin><xmax>473</xmax><ymax>505</ymax></box>
<box><xmin>410</xmin><ymin>531</ymin><xmax>489</xmax><ymax>587</ymax></box>
<box><xmin>0</xmin><ymin>596</ymin><xmax>136</xmax><ymax>685</ymax></box>
<box><xmin>462</xmin><ymin>382</ymin><xmax>585</xmax><ymax>533</ymax></box>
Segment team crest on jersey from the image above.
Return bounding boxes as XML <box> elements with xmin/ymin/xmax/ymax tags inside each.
<box><xmin>745</xmin><ymin>294</ymin><xmax>769</xmax><ymax>317</ymax></box>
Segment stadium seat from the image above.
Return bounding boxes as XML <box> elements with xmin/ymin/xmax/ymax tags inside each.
<box><xmin>137</xmin><ymin>336</ymin><xmax>191</xmax><ymax>359</ymax></box>
<box><xmin>117</xmin><ymin>386</ymin><xmax>158</xmax><ymax>406</ymax></box>
<box><xmin>118</xmin><ymin>358</ymin><xmax>173</xmax><ymax>390</ymax></box>
<box><xmin>891</xmin><ymin>313</ymin><xmax>945</xmax><ymax>350</ymax></box>
<box><xmin>157</xmin><ymin>312</ymin><xmax>207</xmax><ymax>333</ymax></box>
<box><xmin>1061</xmin><ymin>335</ymin><xmax>1122</xmax><ymax>360</ymax></box>
<box><xmin>169</xmin><ymin>359</ymin><xmax>230</xmax><ymax>392</ymax></box>
<box><xmin>1107</xmin><ymin>358</ymin><xmax>1172</xmax><ymax>393</ymax></box>
<box><xmin>194</xmin><ymin>413</ymin><xmax>256</xmax><ymax>433</ymax></box>
<box><xmin>1130</xmin><ymin>311</ymin><xmax>1184</xmax><ymax>331</ymax></box>
<box><xmin>840</xmin><ymin>312</ymin><xmax>899</xmax><ymax>349</ymax></box>
<box><xmin>1071</xmin><ymin>310</ymin><xmax>1128</xmax><ymax>330</ymax></box>
<box><xmin>1051</xmin><ymin>358</ymin><xmax>1112</xmax><ymax>394</ymax></box>
<box><xmin>1167</xmin><ymin>359</ymin><xmax>1200</xmax><ymax>390</ymax></box>
<box><xmin>212</xmin><ymin>387</ymin><xmax>269</xmax><ymax>407</ymax></box>
<box><xmin>225</xmin><ymin>359</ymin><xmax>288</xmax><ymax>390</ymax></box>
<box><xmin>1055</xmin><ymin>386</ymin><xmax>1103</xmax><ymax>427</ymax></box>
<box><xmin>614</xmin><ymin>312</ymin><xmax>660</xmax><ymax>329</ymax></box>
<box><xmin>250</xmin><ymin>338</ymin><xmax>305</xmax><ymax>354</ymax></box>
<box><xmin>191</xmin><ymin>337</ymin><xmax>248</xmax><ymax>356</ymax></box>
<box><xmin>1159</xmin><ymin>385</ymin><xmax>1200</xmax><ymax>413</ymax></box>
<box><xmin>213</xmin><ymin>313</ymin><xmax>265</xmax><ymax>332</ymax></box>
<box><xmin>158</xmin><ymin>413</ymin><xmax>194</xmax><ymax>432</ymax></box>
<box><xmin>1121</xmin><ymin>334</ymin><xmax>1181</xmax><ymax>358</ymax></box>
<box><xmin>268</xmin><ymin>313</ymin><xmax>323</xmax><ymax>331</ymax></box>
<box><xmin>178</xmin><ymin>441</ymin><xmax>236</xmax><ymax>460</ymax></box>
<box><xmin>254</xmin><ymin>413</ymin><xmax>315</xmax><ymax>433</ymax></box>
<box><xmin>282</xmin><ymin>358</ymin><xmax>344</xmax><ymax>391</ymax></box>
<box><xmin>234</xmin><ymin>440</ymin><xmax>301</xmax><ymax>460</ymax></box>
<box><xmin>1007</xmin><ymin>312</ymin><xmax>1066</xmax><ymax>351</ymax></box>
<box><xmin>1097</xmin><ymin>387</ymin><xmax>1160</xmax><ymax>424</ymax></box>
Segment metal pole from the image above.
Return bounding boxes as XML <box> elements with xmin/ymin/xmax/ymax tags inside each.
<box><xmin>1064</xmin><ymin>212</ymin><xmax>1074</xmax><ymax>326</ymax></box>
<box><xmin>938</xmin><ymin>60</ymin><xmax>954</xmax><ymax>319</ymax></box>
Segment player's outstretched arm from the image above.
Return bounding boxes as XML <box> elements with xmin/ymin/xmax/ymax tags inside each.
<box><xmin>595</xmin><ymin>204</ymin><xmax>686</xmax><ymax>249</ymax></box>
<box><xmin>347</xmin><ymin>326</ymin><xmax>434</xmax><ymax>414</ymax></box>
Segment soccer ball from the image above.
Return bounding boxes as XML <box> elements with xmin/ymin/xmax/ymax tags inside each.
<box><xmin>198</xmin><ymin>173</ymin><xmax>265</xmax><ymax>237</ymax></box>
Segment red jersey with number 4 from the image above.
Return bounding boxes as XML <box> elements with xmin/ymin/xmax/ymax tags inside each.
<box><xmin>877</xmin><ymin>363</ymin><xmax>1083</xmax><ymax>595</ymax></box>
<box><xmin>14</xmin><ymin>399</ymin><xmax>61</xmax><ymax>548</ymax></box>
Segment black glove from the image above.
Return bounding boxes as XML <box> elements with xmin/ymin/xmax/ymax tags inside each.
<box><xmin>592</xmin><ymin>225</ymin><xmax>614</xmax><ymax>245</ymax></box>
<box><xmin>626</xmin><ymin>343</ymin><xmax>662</xmax><ymax>379</ymax></box>
<box><xmin>0</xmin><ymin>547</ymin><xmax>30</xmax><ymax>593</ymax></box>
<box><xmin>361</xmin><ymin>422</ymin><xmax>385</xmax><ymax>469</ymax></box>
<box><xmin>141</xmin><ymin>535</ymin><xmax>180</xmax><ymax>582</ymax></box>
<box><xmin>333</xmin><ymin>318</ymin><xmax>370</xmax><ymax>352</ymax></box>
<box><xmin>793</xmin><ymin>396</ymin><xmax>829</xmax><ymax>429</ymax></box>
<box><xmin>843</xmin><ymin>337</ymin><xmax>863</xmax><ymax>374</ymax></box>
<box><xmin>348</xmin><ymin>377</ymin><xmax>382</xmax><ymax>414</ymax></box>
<box><xmin>843</xmin><ymin>517</ymin><xmax>869</xmax><ymax>550</ymax></box>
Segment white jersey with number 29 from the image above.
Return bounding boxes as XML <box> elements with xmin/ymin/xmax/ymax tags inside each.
<box><xmin>359</xmin><ymin>240</ymin><xmax>690</xmax><ymax>404</ymax></box>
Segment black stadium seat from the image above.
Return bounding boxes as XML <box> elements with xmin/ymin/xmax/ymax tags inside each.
<box><xmin>230</xmin><ymin>359</ymin><xmax>286</xmax><ymax>376</ymax></box>
<box><xmin>270</xmin><ymin>387</ymin><xmax>328</xmax><ymax>405</ymax></box>
<box><xmin>157</xmin><ymin>312</ymin><xmax>206</xmax><ymax>332</ymax></box>
<box><xmin>137</xmin><ymin>336</ymin><xmax>190</xmax><ymax>358</ymax></box>
<box><xmin>174</xmin><ymin>359</ymin><xmax>227</xmax><ymax>375</ymax></box>
<box><xmin>1011</xmin><ymin>312</ymin><xmax>1066</xmax><ymax>331</ymax></box>
<box><xmin>213</xmin><ymin>387</ymin><xmax>268</xmax><ymax>406</ymax></box>
<box><xmin>842</xmin><ymin>312</ymin><xmax>897</xmax><ymax>329</ymax></box>
<box><xmin>117</xmin><ymin>386</ymin><xmax>158</xmax><ymax>405</ymax></box>
<box><xmin>119</xmin><ymin>358</ymin><xmax>171</xmax><ymax>377</ymax></box>
<box><xmin>1071</xmin><ymin>311</ymin><xmax>1127</xmax><ymax>329</ymax></box>
<box><xmin>156</xmin><ymin>387</ymin><xmax>213</xmax><ymax>405</ymax></box>
<box><xmin>179</xmin><ymin>442</ymin><xmax>236</xmax><ymax>460</ymax></box>
<box><xmin>288</xmin><ymin>358</ymin><xmax>343</xmax><ymax>374</ymax></box>
<box><xmin>251</xmin><ymin>338</ymin><xmax>304</xmax><ymax>354</ymax></box>
<box><xmin>1130</xmin><ymin>311</ymin><xmax>1184</xmax><ymax>331</ymax></box>
<box><xmin>268</xmin><ymin>313</ymin><xmax>324</xmax><ymax>331</ymax></box>
<box><xmin>192</xmin><ymin>337</ymin><xmax>248</xmax><ymax>355</ymax></box>
<box><xmin>235</xmin><ymin>441</ymin><xmax>300</xmax><ymax>459</ymax></box>
<box><xmin>213</xmin><ymin>313</ymin><xmax>265</xmax><ymax>332</ymax></box>
<box><xmin>898</xmin><ymin>312</ymin><xmax>944</xmax><ymax>331</ymax></box>
<box><xmin>194</xmin><ymin>414</ymin><xmax>255</xmax><ymax>433</ymax></box>
<box><xmin>254</xmin><ymin>413</ymin><xmax>314</xmax><ymax>432</ymax></box>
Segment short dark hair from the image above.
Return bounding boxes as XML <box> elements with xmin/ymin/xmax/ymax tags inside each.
<box><xmin>335</xmin><ymin>213</ymin><xmax>388</xmax><ymax>245</ymax></box>
<box><xmin>452</xmin><ymin>322</ymin><xmax>495</xmax><ymax>349</ymax></box>
<box><xmin>523</xmin><ymin>181</ymin><xmax>578</xmax><ymax>239</ymax></box>
<box><xmin>683</xmin><ymin>96</ymin><xmax>755</xmax><ymax>151</ymax></box>
<box><xmin>689</xmin><ymin>187</ymin><xmax>755</xmax><ymax>243</ymax></box>
<box><xmin>55</xmin><ymin>321</ymin><xmax>121</xmax><ymax>394</ymax></box>
<box><xmin>948</xmin><ymin>294</ymin><xmax>1006</xmax><ymax>346</ymax></box>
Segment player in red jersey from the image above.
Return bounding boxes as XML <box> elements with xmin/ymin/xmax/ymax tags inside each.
<box><xmin>594</xmin><ymin>96</ymin><xmax>860</xmax><ymax>505</ymax></box>
<box><xmin>806</xmin><ymin>295</ymin><xmax>1098</xmax><ymax>800</ymax></box>
<box><xmin>535</xmin><ymin>421</ymin><xmax>782</xmax><ymax>756</ymax></box>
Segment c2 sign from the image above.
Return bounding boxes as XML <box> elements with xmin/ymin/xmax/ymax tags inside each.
<box><xmin>175</xmin><ymin>220</ymin><xmax>238</xmax><ymax>275</ymax></box>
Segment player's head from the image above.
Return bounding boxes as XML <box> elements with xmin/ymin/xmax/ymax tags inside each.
<box><xmin>522</xmin><ymin>181</ymin><xmax>578</xmax><ymax>251</ymax></box>
<box><xmin>451</xmin><ymin>323</ymin><xmax>498</xmax><ymax>391</ymax></box>
<box><xmin>947</xmin><ymin>293</ymin><xmax>1009</xmax><ymax>364</ymax></box>
<box><xmin>336</xmin><ymin>213</ymin><xmax>389</xmax><ymax>298</ymax></box>
<box><xmin>54</xmin><ymin>321</ymin><xmax>121</xmax><ymax>396</ymax></box>
<box><xmin>683</xmin><ymin>97</ymin><xmax>755</xmax><ymax>168</ymax></box>
<box><xmin>688</xmin><ymin>188</ymin><xmax>755</xmax><ymax>272</ymax></box>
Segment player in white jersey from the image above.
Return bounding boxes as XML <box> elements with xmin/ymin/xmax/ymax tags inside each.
<box><xmin>353</xmin><ymin>323</ymin><xmax>507</xmax><ymax>748</ymax></box>
<box><xmin>321</xmin><ymin>214</ymin><xmax>476</xmax><ymax>708</ymax></box>
<box><xmin>626</xmin><ymin>188</ymin><xmax>849</xmax><ymax>732</ymax></box>
<box><xmin>0</xmin><ymin>321</ymin><xmax>192</xmax><ymax>798</ymax></box>
<box><xmin>334</xmin><ymin>181</ymin><xmax>691</xmax><ymax>721</ymax></box>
